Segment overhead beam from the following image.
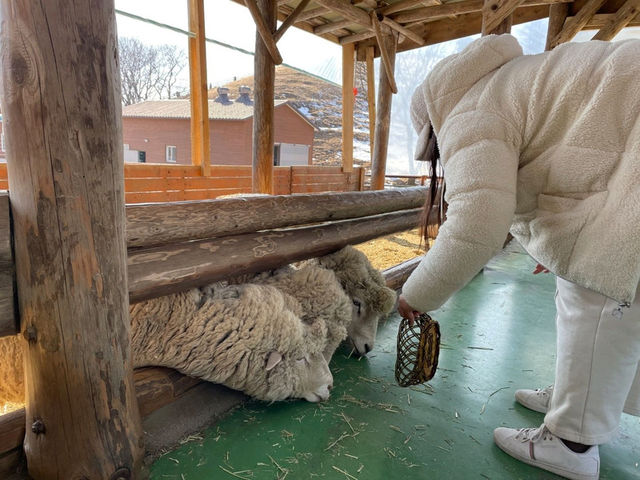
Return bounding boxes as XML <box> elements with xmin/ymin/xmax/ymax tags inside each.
<box><xmin>549</xmin><ymin>0</ymin><xmax>608</xmax><ymax>48</ymax></box>
<box><xmin>372</xmin><ymin>14</ymin><xmax>398</xmax><ymax>94</ymax></box>
<box><xmin>545</xmin><ymin>2</ymin><xmax>570</xmax><ymax>49</ymax></box>
<box><xmin>380</xmin><ymin>0</ymin><xmax>442</xmax><ymax>16</ymax></box>
<box><xmin>253</xmin><ymin>0</ymin><xmax>277</xmax><ymax>194</ymax></box>
<box><xmin>245</xmin><ymin>0</ymin><xmax>284</xmax><ymax>64</ymax></box>
<box><xmin>0</xmin><ymin>1</ymin><xmax>143</xmax><ymax>477</ymax></box>
<box><xmin>274</xmin><ymin>0</ymin><xmax>313</xmax><ymax>41</ymax></box>
<box><xmin>296</xmin><ymin>5</ymin><xmax>332</xmax><ymax>21</ymax></box>
<box><xmin>314</xmin><ymin>18</ymin><xmax>356</xmax><ymax>34</ymax></box>
<box><xmin>188</xmin><ymin>0</ymin><xmax>211</xmax><ymax>176</ymax></box>
<box><xmin>592</xmin><ymin>0</ymin><xmax>640</xmax><ymax>39</ymax></box>
<box><xmin>582</xmin><ymin>11</ymin><xmax>640</xmax><ymax>28</ymax></box>
<box><xmin>342</xmin><ymin>44</ymin><xmax>355</xmax><ymax>173</ymax></box>
<box><xmin>482</xmin><ymin>0</ymin><xmax>526</xmax><ymax>34</ymax></box>
<box><xmin>382</xmin><ymin>16</ymin><xmax>427</xmax><ymax>44</ymax></box>
<box><xmin>314</xmin><ymin>0</ymin><xmax>373</xmax><ymax>28</ymax></box>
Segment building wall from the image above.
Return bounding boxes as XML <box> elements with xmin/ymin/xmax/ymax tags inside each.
<box><xmin>122</xmin><ymin>104</ymin><xmax>314</xmax><ymax>165</ymax></box>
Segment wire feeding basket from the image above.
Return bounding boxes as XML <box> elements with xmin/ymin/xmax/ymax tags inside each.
<box><xmin>395</xmin><ymin>313</ymin><xmax>441</xmax><ymax>387</ymax></box>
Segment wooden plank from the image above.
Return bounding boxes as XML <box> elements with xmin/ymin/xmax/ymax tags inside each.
<box><xmin>366</xmin><ymin>46</ymin><xmax>376</xmax><ymax>162</ymax></box>
<box><xmin>0</xmin><ymin>1</ymin><xmax>143</xmax><ymax>477</ymax></box>
<box><xmin>482</xmin><ymin>0</ymin><xmax>526</xmax><ymax>34</ymax></box>
<box><xmin>380</xmin><ymin>0</ymin><xmax>442</xmax><ymax>15</ymax></box>
<box><xmin>245</xmin><ymin>0</ymin><xmax>284</xmax><ymax>64</ymax></box>
<box><xmin>372</xmin><ymin>15</ymin><xmax>398</xmax><ymax>94</ymax></box>
<box><xmin>0</xmin><ymin>409</ymin><xmax>24</xmax><ymax>459</ymax></box>
<box><xmin>0</xmin><ymin>194</ymin><xmax>16</xmax><ymax>337</ymax></box>
<box><xmin>342</xmin><ymin>44</ymin><xmax>355</xmax><ymax>173</ymax></box>
<box><xmin>382</xmin><ymin>16</ymin><xmax>427</xmax><ymax>44</ymax></box>
<box><xmin>383</xmin><ymin>255</ymin><xmax>423</xmax><ymax>290</ymax></box>
<box><xmin>124</xmin><ymin>164</ymin><xmax>203</xmax><ymax>178</ymax></box>
<box><xmin>371</xmin><ymin>29</ymin><xmax>397</xmax><ymax>190</ymax></box>
<box><xmin>290</xmin><ymin>165</ymin><xmax>345</xmax><ymax>174</ymax></box>
<box><xmin>128</xmin><ymin>208</ymin><xmax>422</xmax><ymax>303</ymax></box>
<box><xmin>253</xmin><ymin>0</ymin><xmax>277</xmax><ymax>194</ymax></box>
<box><xmin>549</xmin><ymin>0</ymin><xmax>608</xmax><ymax>47</ymax></box>
<box><xmin>0</xmin><ymin>447</ymin><xmax>23</xmax><ymax>478</ymax></box>
<box><xmin>188</xmin><ymin>0</ymin><xmax>211</xmax><ymax>176</ymax></box>
<box><xmin>314</xmin><ymin>0</ymin><xmax>373</xmax><ymax>27</ymax></box>
<box><xmin>275</xmin><ymin>0</ymin><xmax>313</xmax><ymax>40</ymax></box>
<box><xmin>546</xmin><ymin>2</ymin><xmax>570</xmax><ymax>49</ymax></box>
<box><xmin>125</xmin><ymin>191</ymin><xmax>187</xmax><ymax>204</ymax></box>
<box><xmin>592</xmin><ymin>0</ymin><xmax>640</xmax><ymax>39</ymax></box>
<box><xmin>295</xmin><ymin>5</ymin><xmax>332</xmax><ymax>21</ymax></box>
<box><xmin>314</xmin><ymin>19</ymin><xmax>355</xmax><ymax>34</ymax></box>
<box><xmin>583</xmin><ymin>11</ymin><xmax>640</xmax><ymax>27</ymax></box>
<box><xmin>125</xmin><ymin>187</ymin><xmax>427</xmax><ymax>248</ymax></box>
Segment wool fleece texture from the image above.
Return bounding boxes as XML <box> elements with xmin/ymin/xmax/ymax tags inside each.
<box><xmin>403</xmin><ymin>35</ymin><xmax>640</xmax><ymax>313</ymax></box>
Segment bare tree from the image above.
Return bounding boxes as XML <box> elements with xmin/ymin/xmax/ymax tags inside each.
<box><xmin>118</xmin><ymin>37</ymin><xmax>187</xmax><ymax>106</ymax></box>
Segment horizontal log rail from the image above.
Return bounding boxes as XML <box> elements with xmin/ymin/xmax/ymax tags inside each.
<box><xmin>126</xmin><ymin>187</ymin><xmax>427</xmax><ymax>249</ymax></box>
<box><xmin>128</xmin><ymin>208</ymin><xmax>422</xmax><ymax>303</ymax></box>
<box><xmin>383</xmin><ymin>255</ymin><xmax>423</xmax><ymax>290</ymax></box>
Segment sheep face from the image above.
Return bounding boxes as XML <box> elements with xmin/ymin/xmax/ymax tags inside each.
<box><xmin>346</xmin><ymin>295</ymin><xmax>380</xmax><ymax>356</ymax></box>
<box><xmin>263</xmin><ymin>351</ymin><xmax>333</xmax><ymax>402</ymax></box>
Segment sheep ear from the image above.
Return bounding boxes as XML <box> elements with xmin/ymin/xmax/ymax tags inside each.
<box><xmin>266</xmin><ymin>351</ymin><xmax>283</xmax><ymax>371</ymax></box>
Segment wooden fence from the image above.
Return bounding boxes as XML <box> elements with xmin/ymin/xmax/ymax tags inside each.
<box><xmin>0</xmin><ymin>163</ymin><xmax>364</xmax><ymax>203</ymax></box>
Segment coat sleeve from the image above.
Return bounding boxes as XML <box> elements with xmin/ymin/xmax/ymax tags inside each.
<box><xmin>401</xmin><ymin>112</ymin><xmax>519</xmax><ymax>313</ymax></box>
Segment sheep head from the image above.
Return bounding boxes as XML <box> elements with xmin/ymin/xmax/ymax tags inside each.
<box><xmin>316</xmin><ymin>246</ymin><xmax>396</xmax><ymax>356</ymax></box>
<box><xmin>263</xmin><ymin>350</ymin><xmax>333</xmax><ymax>403</ymax></box>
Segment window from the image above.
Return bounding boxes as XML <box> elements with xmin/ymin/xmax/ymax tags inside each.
<box><xmin>166</xmin><ymin>145</ymin><xmax>177</xmax><ymax>163</ymax></box>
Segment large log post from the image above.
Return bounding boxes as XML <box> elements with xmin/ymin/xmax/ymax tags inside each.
<box><xmin>341</xmin><ymin>44</ymin><xmax>355</xmax><ymax>173</ymax></box>
<box><xmin>370</xmin><ymin>27</ymin><xmax>398</xmax><ymax>190</ymax></box>
<box><xmin>365</xmin><ymin>46</ymin><xmax>376</xmax><ymax>163</ymax></box>
<box><xmin>0</xmin><ymin>1</ymin><xmax>143</xmax><ymax>478</ymax></box>
<box><xmin>545</xmin><ymin>2</ymin><xmax>569</xmax><ymax>49</ymax></box>
<box><xmin>253</xmin><ymin>0</ymin><xmax>277</xmax><ymax>194</ymax></box>
<box><xmin>0</xmin><ymin>193</ymin><xmax>16</xmax><ymax>336</ymax></box>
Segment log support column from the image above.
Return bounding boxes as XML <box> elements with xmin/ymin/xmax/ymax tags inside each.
<box><xmin>253</xmin><ymin>0</ymin><xmax>277</xmax><ymax>194</ymax></box>
<box><xmin>365</xmin><ymin>46</ymin><xmax>376</xmax><ymax>164</ymax></box>
<box><xmin>0</xmin><ymin>1</ymin><xmax>143</xmax><ymax>478</ymax></box>
<box><xmin>370</xmin><ymin>28</ymin><xmax>398</xmax><ymax>191</ymax></box>
<box><xmin>481</xmin><ymin>0</ymin><xmax>526</xmax><ymax>35</ymax></box>
<box><xmin>342</xmin><ymin>44</ymin><xmax>355</xmax><ymax>173</ymax></box>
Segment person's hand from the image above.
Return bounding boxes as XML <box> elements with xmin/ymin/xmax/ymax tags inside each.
<box><xmin>398</xmin><ymin>295</ymin><xmax>422</xmax><ymax>327</ymax></box>
<box><xmin>533</xmin><ymin>263</ymin><xmax>550</xmax><ymax>275</ymax></box>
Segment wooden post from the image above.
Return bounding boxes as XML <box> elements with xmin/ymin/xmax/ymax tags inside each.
<box><xmin>548</xmin><ymin>0</ymin><xmax>607</xmax><ymax>48</ymax></box>
<box><xmin>482</xmin><ymin>0</ymin><xmax>526</xmax><ymax>34</ymax></box>
<box><xmin>545</xmin><ymin>3</ymin><xmax>570</xmax><ymax>49</ymax></box>
<box><xmin>189</xmin><ymin>0</ymin><xmax>211</xmax><ymax>176</ymax></box>
<box><xmin>592</xmin><ymin>0</ymin><xmax>640</xmax><ymax>40</ymax></box>
<box><xmin>253</xmin><ymin>0</ymin><xmax>277</xmax><ymax>194</ymax></box>
<box><xmin>365</xmin><ymin>46</ymin><xmax>376</xmax><ymax>163</ymax></box>
<box><xmin>342</xmin><ymin>44</ymin><xmax>355</xmax><ymax>173</ymax></box>
<box><xmin>0</xmin><ymin>193</ymin><xmax>16</xmax><ymax>336</ymax></box>
<box><xmin>0</xmin><ymin>1</ymin><xmax>143</xmax><ymax>478</ymax></box>
<box><xmin>371</xmin><ymin>29</ymin><xmax>398</xmax><ymax>190</ymax></box>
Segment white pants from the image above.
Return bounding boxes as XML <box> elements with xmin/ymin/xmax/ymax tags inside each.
<box><xmin>545</xmin><ymin>278</ymin><xmax>640</xmax><ymax>445</ymax></box>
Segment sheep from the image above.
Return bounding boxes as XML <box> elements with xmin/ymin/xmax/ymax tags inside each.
<box><xmin>130</xmin><ymin>283</ymin><xmax>334</xmax><ymax>403</ymax></box>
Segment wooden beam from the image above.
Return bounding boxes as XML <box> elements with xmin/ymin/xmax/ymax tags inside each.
<box><xmin>370</xmin><ymin>29</ymin><xmax>398</xmax><ymax>190</ymax></box>
<box><xmin>392</xmin><ymin>0</ymin><xmax>569</xmax><ymax>23</ymax></box>
<box><xmin>314</xmin><ymin>18</ymin><xmax>355</xmax><ymax>34</ymax></box>
<box><xmin>314</xmin><ymin>0</ymin><xmax>373</xmax><ymax>27</ymax></box>
<box><xmin>245</xmin><ymin>0</ymin><xmax>284</xmax><ymax>64</ymax></box>
<box><xmin>383</xmin><ymin>256</ymin><xmax>423</xmax><ymax>290</ymax></box>
<box><xmin>366</xmin><ymin>46</ymin><xmax>376</xmax><ymax>163</ymax></box>
<box><xmin>549</xmin><ymin>0</ymin><xmax>608</xmax><ymax>47</ymax></box>
<box><xmin>342</xmin><ymin>44</ymin><xmax>355</xmax><ymax>173</ymax></box>
<box><xmin>592</xmin><ymin>0</ymin><xmax>640</xmax><ymax>39</ymax></box>
<box><xmin>340</xmin><ymin>29</ymin><xmax>377</xmax><ymax>44</ymax></box>
<box><xmin>583</xmin><ymin>11</ymin><xmax>640</xmax><ymax>28</ymax></box>
<box><xmin>253</xmin><ymin>0</ymin><xmax>277</xmax><ymax>194</ymax></box>
<box><xmin>0</xmin><ymin>1</ymin><xmax>143</xmax><ymax>477</ymax></box>
<box><xmin>380</xmin><ymin>0</ymin><xmax>442</xmax><ymax>16</ymax></box>
<box><xmin>128</xmin><ymin>208</ymin><xmax>420</xmax><ymax>303</ymax></box>
<box><xmin>382</xmin><ymin>16</ymin><xmax>427</xmax><ymax>44</ymax></box>
<box><xmin>372</xmin><ymin>14</ymin><xmax>398</xmax><ymax>94</ymax></box>
<box><xmin>0</xmin><ymin>193</ymin><xmax>16</xmax><ymax>337</ymax></box>
<box><xmin>296</xmin><ymin>5</ymin><xmax>332</xmax><ymax>21</ymax></box>
<box><xmin>546</xmin><ymin>3</ymin><xmax>570</xmax><ymax>49</ymax></box>
<box><xmin>189</xmin><ymin>0</ymin><xmax>211</xmax><ymax>176</ymax></box>
<box><xmin>275</xmin><ymin>0</ymin><xmax>314</xmax><ymax>40</ymax></box>
<box><xmin>124</xmin><ymin>188</ymin><xmax>427</xmax><ymax>248</ymax></box>
<box><xmin>482</xmin><ymin>0</ymin><xmax>526</xmax><ymax>34</ymax></box>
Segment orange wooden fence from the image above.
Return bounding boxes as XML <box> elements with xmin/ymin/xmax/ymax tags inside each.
<box><xmin>0</xmin><ymin>163</ymin><xmax>364</xmax><ymax>203</ymax></box>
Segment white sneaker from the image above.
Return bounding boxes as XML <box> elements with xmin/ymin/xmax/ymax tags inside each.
<box><xmin>515</xmin><ymin>385</ymin><xmax>553</xmax><ymax>413</ymax></box>
<box><xmin>494</xmin><ymin>424</ymin><xmax>600</xmax><ymax>480</ymax></box>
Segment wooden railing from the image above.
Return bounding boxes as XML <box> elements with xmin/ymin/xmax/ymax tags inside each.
<box><xmin>0</xmin><ymin>163</ymin><xmax>364</xmax><ymax>203</ymax></box>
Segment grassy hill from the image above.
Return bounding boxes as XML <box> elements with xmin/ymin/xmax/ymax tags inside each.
<box><xmin>209</xmin><ymin>66</ymin><xmax>372</xmax><ymax>167</ymax></box>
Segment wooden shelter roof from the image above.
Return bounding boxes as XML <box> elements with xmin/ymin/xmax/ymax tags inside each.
<box><xmin>232</xmin><ymin>0</ymin><xmax>640</xmax><ymax>58</ymax></box>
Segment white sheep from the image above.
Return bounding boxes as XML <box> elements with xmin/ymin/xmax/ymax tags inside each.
<box><xmin>130</xmin><ymin>283</ymin><xmax>333</xmax><ymax>402</ymax></box>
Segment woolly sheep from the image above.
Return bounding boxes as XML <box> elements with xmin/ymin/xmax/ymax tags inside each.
<box><xmin>130</xmin><ymin>283</ymin><xmax>334</xmax><ymax>402</ymax></box>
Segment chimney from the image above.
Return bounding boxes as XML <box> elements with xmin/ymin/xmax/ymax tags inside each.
<box><xmin>214</xmin><ymin>87</ymin><xmax>231</xmax><ymax>104</ymax></box>
<box><xmin>235</xmin><ymin>85</ymin><xmax>253</xmax><ymax>105</ymax></box>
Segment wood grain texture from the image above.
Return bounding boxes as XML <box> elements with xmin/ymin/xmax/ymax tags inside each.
<box><xmin>245</xmin><ymin>0</ymin><xmax>284</xmax><ymax>64</ymax></box>
<box><xmin>372</xmin><ymin>15</ymin><xmax>398</xmax><ymax>94</ymax></box>
<box><xmin>253</xmin><ymin>0</ymin><xmax>277</xmax><ymax>194</ymax></box>
<box><xmin>125</xmin><ymin>186</ymin><xmax>427</xmax><ymax>248</ymax></box>
<box><xmin>383</xmin><ymin>255</ymin><xmax>423</xmax><ymax>290</ymax></box>
<box><xmin>275</xmin><ymin>0</ymin><xmax>313</xmax><ymax>40</ymax></box>
<box><xmin>482</xmin><ymin>0</ymin><xmax>525</xmax><ymax>34</ymax></box>
<box><xmin>591</xmin><ymin>0</ymin><xmax>640</xmax><ymax>39</ymax></box>
<box><xmin>342</xmin><ymin>43</ymin><xmax>355</xmax><ymax>173</ymax></box>
<box><xmin>371</xmin><ymin>29</ymin><xmax>397</xmax><ymax>190</ymax></box>
<box><xmin>546</xmin><ymin>2</ymin><xmax>570</xmax><ymax>49</ymax></box>
<box><xmin>0</xmin><ymin>193</ymin><xmax>16</xmax><ymax>336</ymax></box>
<box><xmin>0</xmin><ymin>1</ymin><xmax>143</xmax><ymax>477</ymax></box>
<box><xmin>549</xmin><ymin>0</ymin><xmax>608</xmax><ymax>47</ymax></box>
<box><xmin>366</xmin><ymin>46</ymin><xmax>376</xmax><ymax>161</ymax></box>
<box><xmin>314</xmin><ymin>0</ymin><xmax>373</xmax><ymax>27</ymax></box>
<box><xmin>128</xmin><ymin>208</ymin><xmax>421</xmax><ymax>303</ymax></box>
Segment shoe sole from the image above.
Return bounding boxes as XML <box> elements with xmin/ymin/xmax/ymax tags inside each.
<box><xmin>494</xmin><ymin>433</ymin><xmax>599</xmax><ymax>480</ymax></box>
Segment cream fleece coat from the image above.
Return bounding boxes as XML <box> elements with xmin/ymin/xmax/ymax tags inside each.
<box><xmin>403</xmin><ymin>35</ymin><xmax>640</xmax><ymax>313</ymax></box>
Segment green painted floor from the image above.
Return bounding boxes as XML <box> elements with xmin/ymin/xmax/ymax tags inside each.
<box><xmin>151</xmin><ymin>245</ymin><xmax>640</xmax><ymax>480</ymax></box>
